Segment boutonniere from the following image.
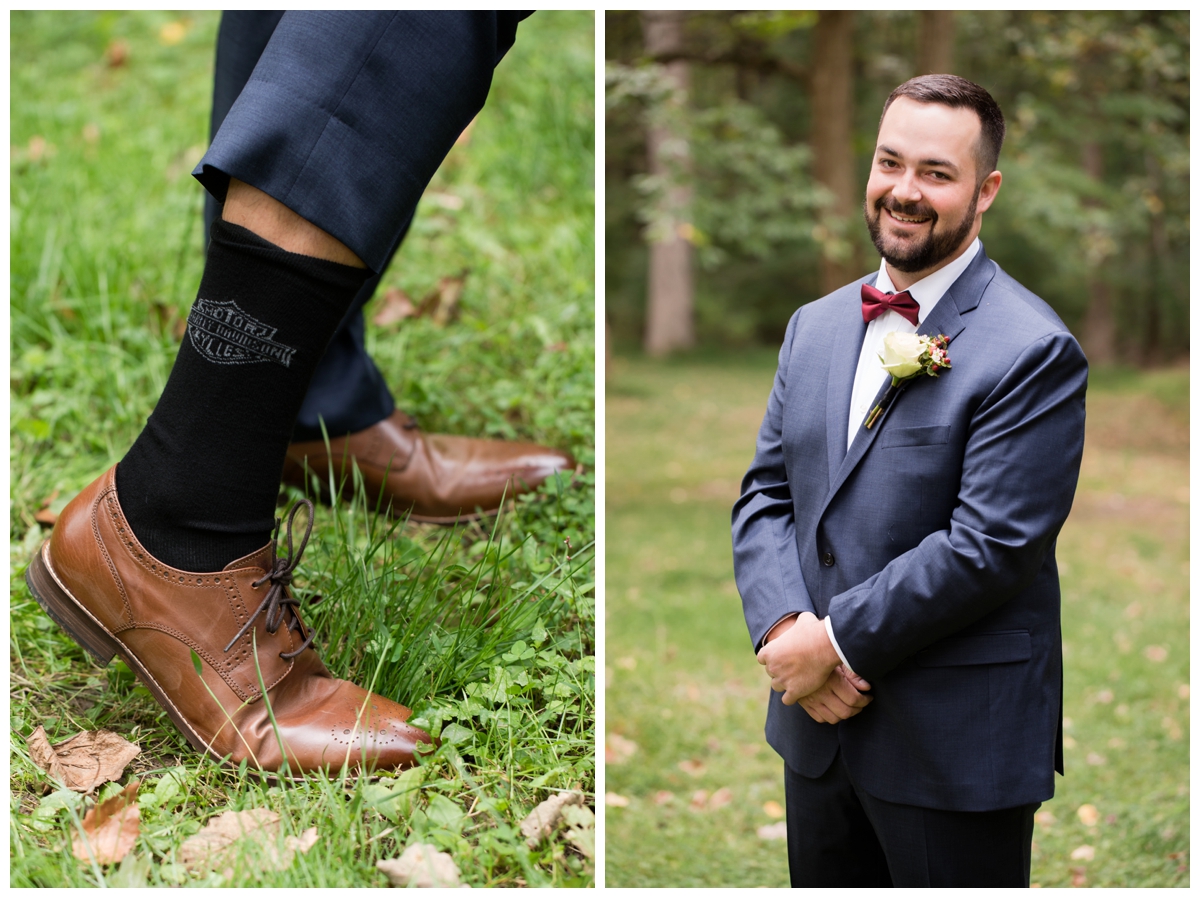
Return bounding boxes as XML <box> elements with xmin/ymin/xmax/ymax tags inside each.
<box><xmin>863</xmin><ymin>332</ymin><xmax>952</xmax><ymax>429</ymax></box>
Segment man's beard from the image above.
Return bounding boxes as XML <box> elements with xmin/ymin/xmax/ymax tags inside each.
<box><xmin>864</xmin><ymin>190</ymin><xmax>978</xmax><ymax>274</ymax></box>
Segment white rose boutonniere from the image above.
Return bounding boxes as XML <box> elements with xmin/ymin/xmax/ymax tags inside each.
<box><xmin>864</xmin><ymin>333</ymin><xmax>952</xmax><ymax>429</ymax></box>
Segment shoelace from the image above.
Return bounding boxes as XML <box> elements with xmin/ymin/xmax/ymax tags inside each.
<box><xmin>223</xmin><ymin>499</ymin><xmax>321</xmax><ymax>661</ymax></box>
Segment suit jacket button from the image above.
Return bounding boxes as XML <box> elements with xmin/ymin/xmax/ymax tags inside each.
<box><xmin>822</xmin><ymin>552</ymin><xmax>835</xmax><ymax>567</ymax></box>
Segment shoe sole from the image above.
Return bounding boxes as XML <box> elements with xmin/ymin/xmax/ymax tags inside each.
<box><xmin>24</xmin><ymin>542</ymin><xmax>333</xmax><ymax>783</ymax></box>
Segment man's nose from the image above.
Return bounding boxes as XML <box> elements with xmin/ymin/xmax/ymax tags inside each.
<box><xmin>892</xmin><ymin>173</ymin><xmax>922</xmax><ymax>205</ymax></box>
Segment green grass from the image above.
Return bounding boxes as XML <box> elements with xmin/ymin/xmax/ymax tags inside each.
<box><xmin>11</xmin><ymin>10</ymin><xmax>595</xmax><ymax>887</ymax></box>
<box><xmin>604</xmin><ymin>352</ymin><xmax>1188</xmax><ymax>888</ymax></box>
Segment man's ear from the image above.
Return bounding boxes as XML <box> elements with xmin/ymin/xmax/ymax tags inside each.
<box><xmin>975</xmin><ymin>170</ymin><xmax>1002</xmax><ymax>216</ymax></box>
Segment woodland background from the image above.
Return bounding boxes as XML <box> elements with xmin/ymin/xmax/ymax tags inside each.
<box><xmin>606</xmin><ymin>10</ymin><xmax>1188</xmax><ymax>363</ymax></box>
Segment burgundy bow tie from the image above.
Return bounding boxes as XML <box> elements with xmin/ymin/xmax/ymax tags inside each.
<box><xmin>861</xmin><ymin>283</ymin><xmax>920</xmax><ymax>327</ymax></box>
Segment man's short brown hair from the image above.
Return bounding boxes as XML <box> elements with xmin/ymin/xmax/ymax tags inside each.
<box><xmin>881</xmin><ymin>75</ymin><xmax>1006</xmax><ymax>184</ymax></box>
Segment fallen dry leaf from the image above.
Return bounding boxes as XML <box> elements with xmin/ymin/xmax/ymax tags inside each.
<box><xmin>1144</xmin><ymin>645</ymin><xmax>1169</xmax><ymax>663</ymax></box>
<box><xmin>159</xmin><ymin>20</ymin><xmax>188</xmax><ymax>45</ymax></box>
<box><xmin>418</xmin><ymin>273</ymin><xmax>467</xmax><ymax>327</ymax></box>
<box><xmin>105</xmin><ymin>39</ymin><xmax>129</xmax><ymax>68</ymax></box>
<box><xmin>178</xmin><ymin>808</ymin><xmax>283</xmax><ymax>874</ymax></box>
<box><xmin>27</xmin><ymin>727</ymin><xmax>141</xmax><ymax>793</ymax></box>
<box><xmin>757</xmin><ymin>821</ymin><xmax>788</xmax><ymax>840</ymax></box>
<box><xmin>708</xmin><ymin>787</ymin><xmax>733</xmax><ymax>809</ymax></box>
<box><xmin>1178</xmin><ymin>683</ymin><xmax>1190</xmax><ymax>700</ymax></box>
<box><xmin>72</xmin><ymin>780</ymin><xmax>140</xmax><ymax>865</ymax></box>
<box><xmin>604</xmin><ymin>793</ymin><xmax>630</xmax><ymax>808</ymax></box>
<box><xmin>1071</xmin><ymin>845</ymin><xmax>1096</xmax><ymax>861</ymax></box>
<box><xmin>763</xmin><ymin>800</ymin><xmax>784</xmax><ymax>819</ymax></box>
<box><xmin>372</xmin><ymin>287</ymin><xmax>418</xmax><ymax>327</ymax></box>
<box><xmin>1086</xmin><ymin>752</ymin><xmax>1107</xmax><ymax>766</ymax></box>
<box><xmin>1035</xmin><ymin>810</ymin><xmax>1056</xmax><ymax>829</ymax></box>
<box><xmin>1077</xmin><ymin>804</ymin><xmax>1100</xmax><ymax>827</ymax></box>
<box><xmin>615</xmin><ymin>656</ymin><xmax>637</xmax><ymax>670</ymax></box>
<box><xmin>653</xmin><ymin>791</ymin><xmax>674</xmax><ymax>806</ymax></box>
<box><xmin>1071</xmin><ymin>865</ymin><xmax>1087</xmax><ymax>887</ymax></box>
<box><xmin>677</xmin><ymin>759</ymin><xmax>706</xmax><ymax>777</ymax></box>
<box><xmin>689</xmin><ymin>790</ymin><xmax>708</xmax><ymax>811</ymax></box>
<box><xmin>377</xmin><ymin>843</ymin><xmax>461</xmax><ymax>888</ymax></box>
<box><xmin>520</xmin><ymin>791</ymin><xmax>583</xmax><ymax>848</ymax></box>
<box><xmin>606</xmin><ymin>733</ymin><xmax>637</xmax><ymax>765</ymax></box>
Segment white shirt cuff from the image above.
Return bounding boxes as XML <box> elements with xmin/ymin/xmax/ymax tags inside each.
<box><xmin>824</xmin><ymin>615</ymin><xmax>853</xmax><ymax>672</ymax></box>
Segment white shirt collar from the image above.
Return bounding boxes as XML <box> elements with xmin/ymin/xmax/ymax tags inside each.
<box><xmin>874</xmin><ymin>237</ymin><xmax>981</xmax><ymax>323</ymax></box>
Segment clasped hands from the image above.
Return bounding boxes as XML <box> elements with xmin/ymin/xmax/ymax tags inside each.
<box><xmin>756</xmin><ymin>612</ymin><xmax>872</xmax><ymax>724</ymax></box>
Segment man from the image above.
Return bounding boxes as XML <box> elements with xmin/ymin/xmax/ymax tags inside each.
<box><xmin>26</xmin><ymin>12</ymin><xmax>573</xmax><ymax>777</ymax></box>
<box><xmin>732</xmin><ymin>74</ymin><xmax>1087</xmax><ymax>886</ymax></box>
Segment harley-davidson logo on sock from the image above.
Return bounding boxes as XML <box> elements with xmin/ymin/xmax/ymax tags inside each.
<box><xmin>187</xmin><ymin>298</ymin><xmax>297</xmax><ymax>367</ymax></box>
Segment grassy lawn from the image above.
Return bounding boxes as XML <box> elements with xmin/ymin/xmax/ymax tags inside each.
<box><xmin>604</xmin><ymin>352</ymin><xmax>1188</xmax><ymax>888</ymax></box>
<box><xmin>11</xmin><ymin>11</ymin><xmax>595</xmax><ymax>887</ymax></box>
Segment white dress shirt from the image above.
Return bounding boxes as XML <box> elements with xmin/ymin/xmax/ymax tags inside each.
<box><xmin>824</xmin><ymin>238</ymin><xmax>982</xmax><ymax>671</ymax></box>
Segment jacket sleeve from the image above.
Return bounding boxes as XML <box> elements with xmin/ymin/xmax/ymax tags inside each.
<box><xmin>732</xmin><ymin>308</ymin><xmax>817</xmax><ymax>651</ymax></box>
<box><xmin>826</xmin><ymin>329</ymin><xmax>1088</xmax><ymax>679</ymax></box>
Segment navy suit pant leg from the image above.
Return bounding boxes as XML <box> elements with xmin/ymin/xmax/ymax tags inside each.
<box><xmin>197</xmin><ymin>11</ymin><xmax>525</xmax><ymax>440</ymax></box>
<box><xmin>786</xmin><ymin>753</ymin><xmax>1038</xmax><ymax>887</ymax></box>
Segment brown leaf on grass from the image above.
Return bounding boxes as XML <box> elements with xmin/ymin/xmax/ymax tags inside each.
<box><xmin>377</xmin><ymin>843</ymin><xmax>461</xmax><ymax>888</ymax></box>
<box><xmin>1070</xmin><ymin>845</ymin><xmax>1096</xmax><ymax>861</ymax></box>
<box><xmin>1070</xmin><ymin>865</ymin><xmax>1088</xmax><ymax>887</ymax></box>
<box><xmin>520</xmin><ymin>791</ymin><xmax>583</xmax><ymax>848</ymax></box>
<box><xmin>757</xmin><ymin>821</ymin><xmax>788</xmax><ymax>840</ymax></box>
<box><xmin>708</xmin><ymin>787</ymin><xmax>733</xmax><ymax>809</ymax></box>
<box><xmin>178</xmin><ymin>808</ymin><xmax>280</xmax><ymax>873</ymax></box>
<box><xmin>417</xmin><ymin>272</ymin><xmax>467</xmax><ymax>327</ymax></box>
<box><xmin>105</xmin><ymin>40</ymin><xmax>129</xmax><ymax>68</ymax></box>
<box><xmin>1035</xmin><ymin>810</ymin><xmax>1056</xmax><ymax>829</ymax></box>
<box><xmin>653</xmin><ymin>791</ymin><xmax>674</xmax><ymax>806</ymax></box>
<box><xmin>182</xmin><ymin>812</ymin><xmax>314</xmax><ymax>875</ymax></box>
<box><xmin>1076</xmin><ymin>804</ymin><xmax>1100</xmax><ymax>827</ymax></box>
<box><xmin>27</xmin><ymin>726</ymin><xmax>141</xmax><ymax>793</ymax></box>
<box><xmin>1144</xmin><ymin>644</ymin><xmax>1169</xmax><ymax>663</ymax></box>
<box><xmin>604</xmin><ymin>792</ymin><xmax>630</xmax><ymax>807</ymax></box>
<box><xmin>677</xmin><ymin>759</ymin><xmax>706</xmax><ymax>777</ymax></box>
<box><xmin>71</xmin><ymin>780</ymin><xmax>140</xmax><ymax>865</ymax></box>
<box><xmin>763</xmin><ymin>800</ymin><xmax>784</xmax><ymax>819</ymax></box>
<box><xmin>372</xmin><ymin>287</ymin><xmax>418</xmax><ymax>327</ymax></box>
<box><xmin>689</xmin><ymin>790</ymin><xmax>708</xmax><ymax>811</ymax></box>
<box><xmin>605</xmin><ymin>733</ymin><xmax>637</xmax><ymax>765</ymax></box>
<box><xmin>159</xmin><ymin>20</ymin><xmax>188</xmax><ymax>46</ymax></box>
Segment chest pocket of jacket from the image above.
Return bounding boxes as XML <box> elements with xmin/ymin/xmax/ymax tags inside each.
<box><xmin>880</xmin><ymin>424</ymin><xmax>950</xmax><ymax>449</ymax></box>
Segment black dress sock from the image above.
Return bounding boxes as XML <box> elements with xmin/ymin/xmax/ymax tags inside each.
<box><xmin>116</xmin><ymin>218</ymin><xmax>370</xmax><ymax>572</ymax></box>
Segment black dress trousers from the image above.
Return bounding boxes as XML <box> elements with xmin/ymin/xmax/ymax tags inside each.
<box><xmin>195</xmin><ymin>11</ymin><xmax>528</xmax><ymax>440</ymax></box>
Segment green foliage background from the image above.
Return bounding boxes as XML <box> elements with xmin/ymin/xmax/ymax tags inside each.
<box><xmin>606</xmin><ymin>11</ymin><xmax>1189</xmax><ymax>360</ymax></box>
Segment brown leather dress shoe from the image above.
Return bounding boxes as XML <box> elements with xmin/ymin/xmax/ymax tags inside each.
<box><xmin>24</xmin><ymin>466</ymin><xmax>432</xmax><ymax>777</ymax></box>
<box><xmin>283</xmin><ymin>410</ymin><xmax>576</xmax><ymax>523</ymax></box>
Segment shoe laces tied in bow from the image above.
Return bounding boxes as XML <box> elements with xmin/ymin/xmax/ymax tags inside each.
<box><xmin>224</xmin><ymin>499</ymin><xmax>321</xmax><ymax>661</ymax></box>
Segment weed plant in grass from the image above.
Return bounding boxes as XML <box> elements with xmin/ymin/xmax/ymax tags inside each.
<box><xmin>604</xmin><ymin>353</ymin><xmax>1187</xmax><ymax>888</ymax></box>
<box><xmin>12</xmin><ymin>11</ymin><xmax>595</xmax><ymax>887</ymax></box>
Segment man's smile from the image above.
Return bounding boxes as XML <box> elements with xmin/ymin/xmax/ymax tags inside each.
<box><xmin>885</xmin><ymin>208</ymin><xmax>931</xmax><ymax>226</ymax></box>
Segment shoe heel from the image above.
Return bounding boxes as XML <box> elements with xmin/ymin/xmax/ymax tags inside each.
<box><xmin>25</xmin><ymin>544</ymin><xmax>119</xmax><ymax>667</ymax></box>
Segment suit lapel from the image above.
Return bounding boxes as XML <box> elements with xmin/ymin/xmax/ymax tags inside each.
<box><xmin>824</xmin><ymin>279</ymin><xmax>872</xmax><ymax>477</ymax></box>
<box><xmin>820</xmin><ymin>247</ymin><xmax>996</xmax><ymax>511</ymax></box>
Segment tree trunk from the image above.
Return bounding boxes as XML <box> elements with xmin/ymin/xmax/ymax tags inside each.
<box><xmin>641</xmin><ymin>10</ymin><xmax>694</xmax><ymax>356</ymax></box>
<box><xmin>1079</xmin><ymin>141</ymin><xmax>1117</xmax><ymax>365</ymax></box>
<box><xmin>811</xmin><ymin>11</ymin><xmax>858</xmax><ymax>295</ymax></box>
<box><xmin>916</xmin><ymin>11</ymin><xmax>955</xmax><ymax>76</ymax></box>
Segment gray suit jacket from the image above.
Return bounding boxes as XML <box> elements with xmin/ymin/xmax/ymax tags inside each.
<box><xmin>732</xmin><ymin>246</ymin><xmax>1087</xmax><ymax>812</ymax></box>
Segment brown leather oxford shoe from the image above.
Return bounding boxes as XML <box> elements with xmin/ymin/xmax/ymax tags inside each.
<box><xmin>283</xmin><ymin>410</ymin><xmax>576</xmax><ymax>523</ymax></box>
<box><xmin>25</xmin><ymin>466</ymin><xmax>432</xmax><ymax>777</ymax></box>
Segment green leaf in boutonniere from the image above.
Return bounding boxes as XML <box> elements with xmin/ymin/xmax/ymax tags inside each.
<box><xmin>864</xmin><ymin>333</ymin><xmax>952</xmax><ymax>429</ymax></box>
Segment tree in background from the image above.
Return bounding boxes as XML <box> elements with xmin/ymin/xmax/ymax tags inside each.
<box><xmin>641</xmin><ymin>10</ymin><xmax>695</xmax><ymax>356</ymax></box>
<box><xmin>606</xmin><ymin>10</ymin><xmax>1189</xmax><ymax>363</ymax></box>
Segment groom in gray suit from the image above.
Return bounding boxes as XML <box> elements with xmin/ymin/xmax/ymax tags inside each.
<box><xmin>732</xmin><ymin>75</ymin><xmax>1087</xmax><ymax>886</ymax></box>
